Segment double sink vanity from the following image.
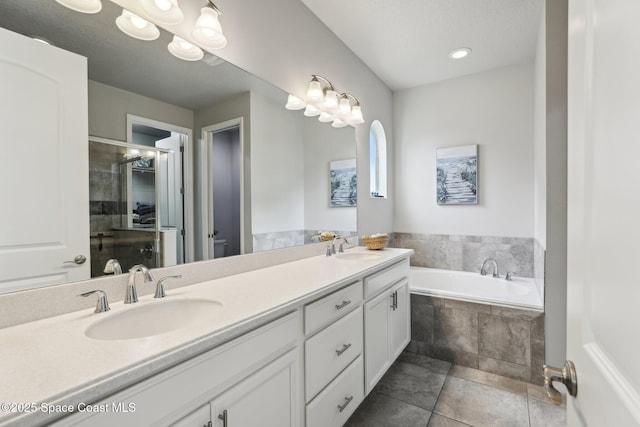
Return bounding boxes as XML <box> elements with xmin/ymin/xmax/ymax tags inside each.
<box><xmin>0</xmin><ymin>247</ymin><xmax>412</xmax><ymax>427</ymax></box>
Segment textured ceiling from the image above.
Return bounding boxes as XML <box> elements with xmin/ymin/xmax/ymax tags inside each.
<box><xmin>301</xmin><ymin>0</ymin><xmax>544</xmax><ymax>91</ymax></box>
<box><xmin>0</xmin><ymin>0</ymin><xmax>284</xmax><ymax>110</ymax></box>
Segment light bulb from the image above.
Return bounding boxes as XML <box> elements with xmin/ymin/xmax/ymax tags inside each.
<box><xmin>323</xmin><ymin>89</ymin><xmax>339</xmax><ymax>111</ymax></box>
<box><xmin>338</xmin><ymin>95</ymin><xmax>351</xmax><ymax>116</ymax></box>
<box><xmin>154</xmin><ymin>0</ymin><xmax>172</xmax><ymax>11</ymax></box>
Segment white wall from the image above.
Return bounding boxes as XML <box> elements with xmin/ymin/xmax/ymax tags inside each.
<box><xmin>88</xmin><ymin>80</ymin><xmax>193</xmax><ymax>141</ymax></box>
<box><xmin>250</xmin><ymin>91</ymin><xmax>305</xmax><ymax>234</ymax></box>
<box><xmin>111</xmin><ymin>0</ymin><xmax>396</xmax><ymax>238</ymax></box>
<box><xmin>394</xmin><ymin>63</ymin><xmax>535</xmax><ymax>238</ymax></box>
<box><xmin>541</xmin><ymin>0</ymin><xmax>568</xmax><ymax>367</ymax></box>
<box><xmin>303</xmin><ymin>119</ymin><xmax>357</xmax><ymax>233</ymax></box>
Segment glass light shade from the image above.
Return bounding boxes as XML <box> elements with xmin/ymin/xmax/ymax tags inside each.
<box><xmin>303</xmin><ymin>105</ymin><xmax>321</xmax><ymax>117</ymax></box>
<box><xmin>115</xmin><ymin>10</ymin><xmax>160</xmax><ymax>41</ymax></box>
<box><xmin>331</xmin><ymin>118</ymin><xmax>348</xmax><ymax>128</ymax></box>
<box><xmin>192</xmin><ymin>7</ymin><xmax>227</xmax><ymax>50</ymax></box>
<box><xmin>347</xmin><ymin>104</ymin><xmax>365</xmax><ymax>125</ymax></box>
<box><xmin>318</xmin><ymin>112</ymin><xmax>334</xmax><ymax>123</ymax></box>
<box><xmin>168</xmin><ymin>36</ymin><xmax>204</xmax><ymax>61</ymax></box>
<box><xmin>140</xmin><ymin>0</ymin><xmax>183</xmax><ymax>25</ymax></box>
<box><xmin>54</xmin><ymin>0</ymin><xmax>102</xmax><ymax>14</ymax></box>
<box><xmin>338</xmin><ymin>95</ymin><xmax>352</xmax><ymax>116</ymax></box>
<box><xmin>323</xmin><ymin>89</ymin><xmax>339</xmax><ymax>111</ymax></box>
<box><xmin>306</xmin><ymin>79</ymin><xmax>324</xmax><ymax>103</ymax></box>
<box><xmin>285</xmin><ymin>95</ymin><xmax>306</xmax><ymax>110</ymax></box>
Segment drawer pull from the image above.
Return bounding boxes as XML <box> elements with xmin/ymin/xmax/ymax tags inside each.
<box><xmin>218</xmin><ymin>409</ymin><xmax>228</xmax><ymax>427</ymax></box>
<box><xmin>335</xmin><ymin>300</ymin><xmax>351</xmax><ymax>310</ymax></box>
<box><xmin>336</xmin><ymin>343</ymin><xmax>352</xmax><ymax>356</ymax></box>
<box><xmin>338</xmin><ymin>395</ymin><xmax>354</xmax><ymax>412</ymax></box>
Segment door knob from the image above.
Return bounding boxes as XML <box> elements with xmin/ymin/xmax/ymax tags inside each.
<box><xmin>543</xmin><ymin>360</ymin><xmax>577</xmax><ymax>405</ymax></box>
<box><xmin>64</xmin><ymin>255</ymin><xmax>87</xmax><ymax>265</ymax></box>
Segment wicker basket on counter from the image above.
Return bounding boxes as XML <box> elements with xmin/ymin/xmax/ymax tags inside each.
<box><xmin>362</xmin><ymin>234</ymin><xmax>389</xmax><ymax>250</ymax></box>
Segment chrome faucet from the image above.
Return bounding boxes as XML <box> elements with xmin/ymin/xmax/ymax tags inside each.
<box><xmin>103</xmin><ymin>259</ymin><xmax>122</xmax><ymax>275</ymax></box>
<box><xmin>338</xmin><ymin>236</ymin><xmax>350</xmax><ymax>253</ymax></box>
<box><xmin>126</xmin><ymin>264</ymin><xmax>154</xmax><ymax>304</ymax></box>
<box><xmin>480</xmin><ymin>258</ymin><xmax>499</xmax><ymax>278</ymax></box>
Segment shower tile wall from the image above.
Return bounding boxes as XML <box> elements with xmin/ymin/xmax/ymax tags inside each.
<box><xmin>408</xmin><ymin>294</ymin><xmax>545</xmax><ymax>385</ymax></box>
<box><xmin>89</xmin><ymin>142</ymin><xmax>122</xmax><ymax>277</ymax></box>
<box><xmin>394</xmin><ymin>233</ymin><xmax>535</xmax><ymax>277</ymax></box>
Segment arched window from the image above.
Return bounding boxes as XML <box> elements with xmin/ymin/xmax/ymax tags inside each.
<box><xmin>369</xmin><ymin>120</ymin><xmax>387</xmax><ymax>198</ymax></box>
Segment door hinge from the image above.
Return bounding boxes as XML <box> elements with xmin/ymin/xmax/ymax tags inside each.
<box><xmin>180</xmin><ymin>187</ymin><xmax>184</xmax><ymax>194</ymax></box>
<box><xmin>180</xmin><ymin>229</ymin><xmax>185</xmax><ymax>237</ymax></box>
<box><xmin>180</xmin><ymin>145</ymin><xmax>184</xmax><ymax>153</ymax></box>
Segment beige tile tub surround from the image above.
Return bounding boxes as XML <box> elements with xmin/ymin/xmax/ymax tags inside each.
<box><xmin>394</xmin><ymin>232</ymin><xmax>535</xmax><ymax>278</ymax></box>
<box><xmin>407</xmin><ymin>294</ymin><xmax>545</xmax><ymax>385</ymax></box>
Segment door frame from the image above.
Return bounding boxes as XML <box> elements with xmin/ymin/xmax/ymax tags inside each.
<box><xmin>126</xmin><ymin>114</ymin><xmax>195</xmax><ymax>263</ymax></box>
<box><xmin>201</xmin><ymin>117</ymin><xmax>245</xmax><ymax>259</ymax></box>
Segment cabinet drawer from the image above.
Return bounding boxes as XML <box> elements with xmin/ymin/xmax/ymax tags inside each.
<box><xmin>304</xmin><ymin>280</ymin><xmax>363</xmax><ymax>335</ymax></box>
<box><xmin>306</xmin><ymin>356</ymin><xmax>364</xmax><ymax>427</ymax></box>
<box><xmin>305</xmin><ymin>307</ymin><xmax>363</xmax><ymax>402</ymax></box>
<box><xmin>364</xmin><ymin>258</ymin><xmax>409</xmax><ymax>298</ymax></box>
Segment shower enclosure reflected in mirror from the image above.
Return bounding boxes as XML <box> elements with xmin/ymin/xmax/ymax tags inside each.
<box><xmin>89</xmin><ymin>138</ymin><xmax>183</xmax><ymax>277</ymax></box>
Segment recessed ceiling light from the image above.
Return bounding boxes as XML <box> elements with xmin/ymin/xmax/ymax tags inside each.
<box><xmin>449</xmin><ymin>47</ymin><xmax>472</xmax><ymax>59</ymax></box>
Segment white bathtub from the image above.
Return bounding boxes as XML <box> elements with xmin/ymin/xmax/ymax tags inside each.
<box><xmin>410</xmin><ymin>267</ymin><xmax>543</xmax><ymax>311</ymax></box>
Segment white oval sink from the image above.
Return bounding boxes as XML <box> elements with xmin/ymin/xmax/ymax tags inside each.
<box><xmin>334</xmin><ymin>252</ymin><xmax>383</xmax><ymax>262</ymax></box>
<box><xmin>85</xmin><ymin>298</ymin><xmax>223</xmax><ymax>340</ymax></box>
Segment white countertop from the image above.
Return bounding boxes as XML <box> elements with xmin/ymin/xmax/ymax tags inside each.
<box><xmin>0</xmin><ymin>247</ymin><xmax>412</xmax><ymax>427</ymax></box>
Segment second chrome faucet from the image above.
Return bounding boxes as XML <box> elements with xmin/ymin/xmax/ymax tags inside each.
<box><xmin>126</xmin><ymin>264</ymin><xmax>154</xmax><ymax>304</ymax></box>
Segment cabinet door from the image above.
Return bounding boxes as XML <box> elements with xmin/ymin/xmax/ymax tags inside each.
<box><xmin>390</xmin><ymin>280</ymin><xmax>410</xmax><ymax>361</ymax></box>
<box><xmin>171</xmin><ymin>404</ymin><xmax>211</xmax><ymax>427</ymax></box>
<box><xmin>364</xmin><ymin>289</ymin><xmax>392</xmax><ymax>394</ymax></box>
<box><xmin>0</xmin><ymin>27</ymin><xmax>89</xmax><ymax>292</ymax></box>
<box><xmin>211</xmin><ymin>349</ymin><xmax>298</xmax><ymax>427</ymax></box>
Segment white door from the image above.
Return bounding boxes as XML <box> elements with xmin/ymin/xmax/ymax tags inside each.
<box><xmin>156</xmin><ymin>134</ymin><xmax>185</xmax><ymax>264</ymax></box>
<box><xmin>0</xmin><ymin>28</ymin><xmax>89</xmax><ymax>292</ymax></box>
<box><xmin>566</xmin><ymin>0</ymin><xmax>640</xmax><ymax>424</ymax></box>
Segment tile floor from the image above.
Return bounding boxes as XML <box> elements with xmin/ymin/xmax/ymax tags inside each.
<box><xmin>346</xmin><ymin>352</ymin><xmax>566</xmax><ymax>427</ymax></box>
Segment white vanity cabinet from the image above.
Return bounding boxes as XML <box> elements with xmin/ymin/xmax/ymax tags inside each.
<box><xmin>363</xmin><ymin>259</ymin><xmax>410</xmax><ymax>394</ymax></box>
<box><xmin>54</xmin><ymin>312</ymin><xmax>300</xmax><ymax>427</ymax></box>
<box><xmin>303</xmin><ymin>281</ymin><xmax>364</xmax><ymax>427</ymax></box>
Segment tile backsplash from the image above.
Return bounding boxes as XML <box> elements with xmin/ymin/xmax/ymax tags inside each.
<box><xmin>393</xmin><ymin>233</ymin><xmax>535</xmax><ymax>278</ymax></box>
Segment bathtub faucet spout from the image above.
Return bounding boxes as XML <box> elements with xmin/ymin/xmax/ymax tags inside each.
<box><xmin>480</xmin><ymin>258</ymin><xmax>499</xmax><ymax>278</ymax></box>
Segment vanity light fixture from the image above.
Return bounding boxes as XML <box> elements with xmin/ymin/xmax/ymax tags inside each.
<box><xmin>288</xmin><ymin>75</ymin><xmax>365</xmax><ymax>127</ymax></box>
<box><xmin>192</xmin><ymin>0</ymin><xmax>228</xmax><ymax>50</ymax></box>
<box><xmin>168</xmin><ymin>35</ymin><xmax>204</xmax><ymax>61</ymax></box>
<box><xmin>449</xmin><ymin>47</ymin><xmax>472</xmax><ymax>59</ymax></box>
<box><xmin>116</xmin><ymin>9</ymin><xmax>160</xmax><ymax>41</ymax></box>
<box><xmin>139</xmin><ymin>0</ymin><xmax>184</xmax><ymax>25</ymax></box>
<box><xmin>54</xmin><ymin>0</ymin><xmax>102</xmax><ymax>14</ymax></box>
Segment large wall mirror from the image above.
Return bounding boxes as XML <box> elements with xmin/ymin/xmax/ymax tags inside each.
<box><xmin>0</xmin><ymin>0</ymin><xmax>357</xmax><ymax>292</ymax></box>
